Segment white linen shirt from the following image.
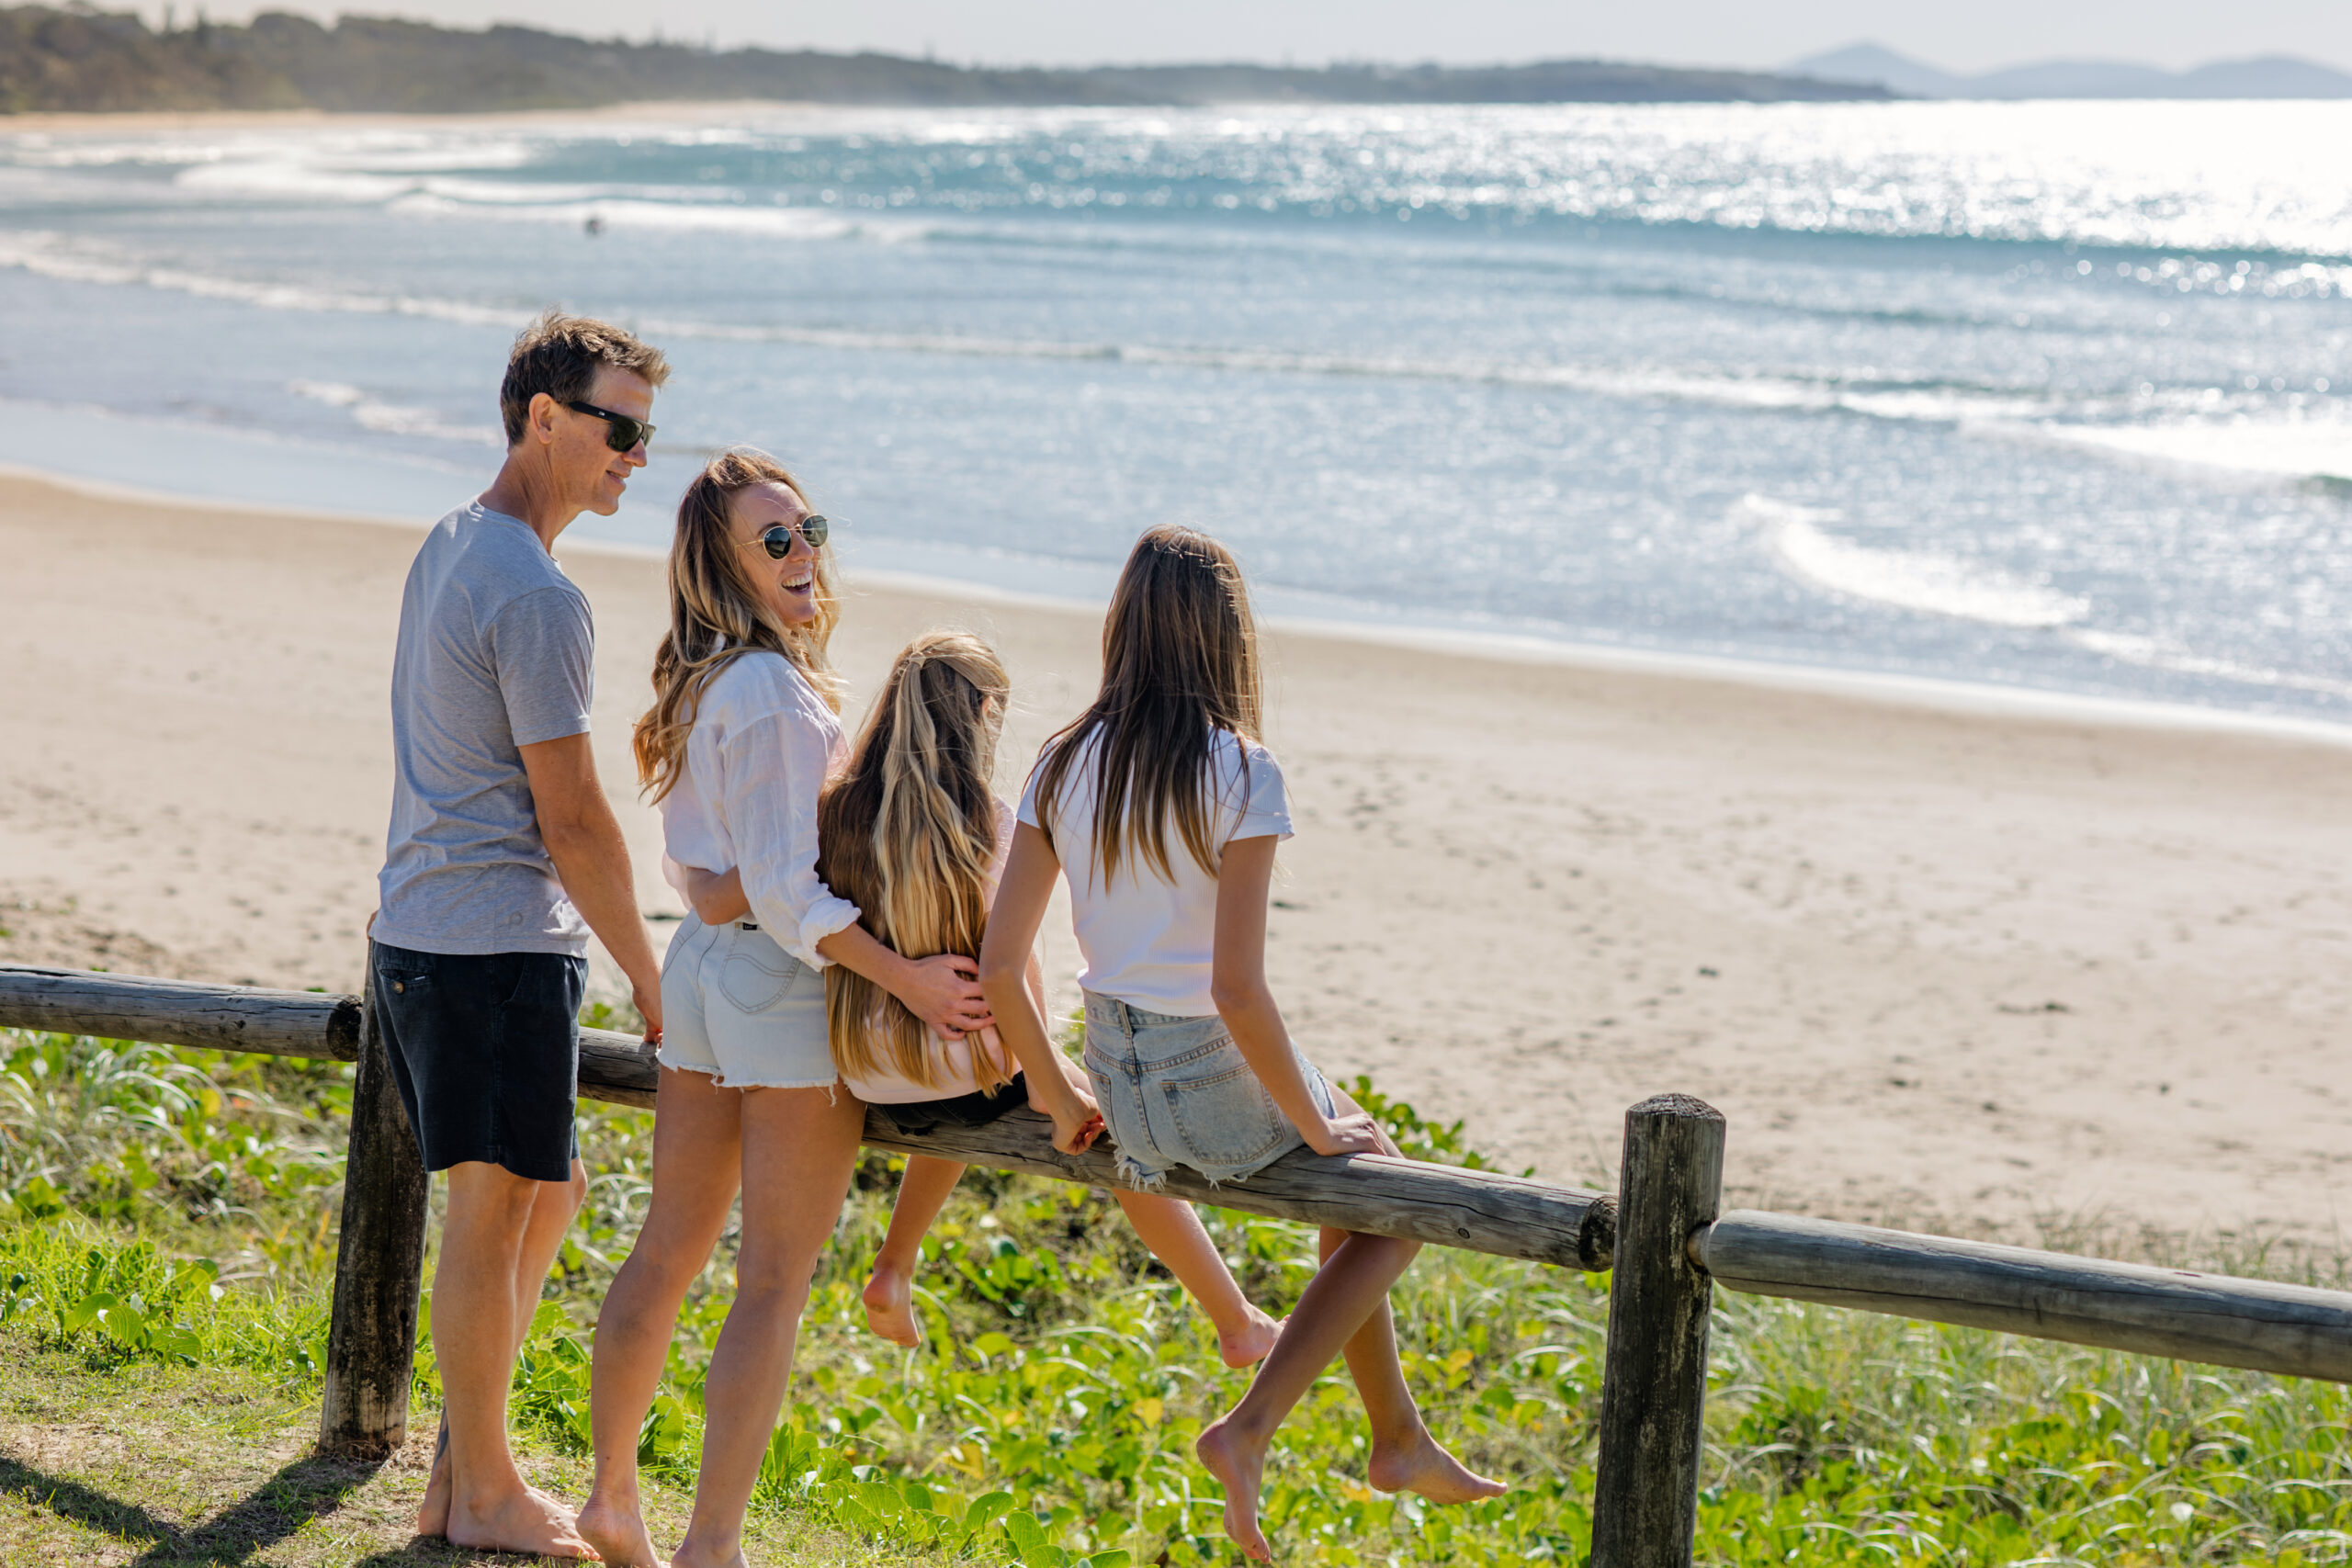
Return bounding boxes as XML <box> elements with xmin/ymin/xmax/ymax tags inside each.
<box><xmin>658</xmin><ymin>650</ymin><xmax>860</xmax><ymax>968</ymax></box>
<box><xmin>1018</xmin><ymin>728</ymin><xmax>1293</xmax><ymax>1017</ymax></box>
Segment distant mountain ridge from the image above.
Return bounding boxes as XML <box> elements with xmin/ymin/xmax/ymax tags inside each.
<box><xmin>1791</xmin><ymin>41</ymin><xmax>2352</xmax><ymax>99</ymax></box>
<box><xmin>0</xmin><ymin>6</ymin><xmax>1894</xmax><ymax>115</ymax></box>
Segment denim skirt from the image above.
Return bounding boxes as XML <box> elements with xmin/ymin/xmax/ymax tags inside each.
<box><xmin>1080</xmin><ymin>989</ymin><xmax>1335</xmax><ymax>1188</ymax></box>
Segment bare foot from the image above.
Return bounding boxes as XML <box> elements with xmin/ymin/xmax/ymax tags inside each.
<box><xmin>447</xmin><ymin>1482</ymin><xmax>603</xmax><ymax>1561</ymax></box>
<box><xmin>1367</xmin><ymin>1428</ymin><xmax>1509</xmax><ymax>1505</ymax></box>
<box><xmin>862</xmin><ymin>1266</ymin><xmax>922</xmax><ymax>1348</ymax></box>
<box><xmin>578</xmin><ymin>1491</ymin><xmax>666</xmax><ymax>1567</ymax></box>
<box><xmin>1194</xmin><ymin>1415</ymin><xmax>1274</xmax><ymax>1562</ymax></box>
<box><xmin>1217</xmin><ymin>1308</ymin><xmax>1283</xmax><ymax>1370</ymax></box>
<box><xmin>670</xmin><ymin>1541</ymin><xmax>751</xmax><ymax>1568</ymax></box>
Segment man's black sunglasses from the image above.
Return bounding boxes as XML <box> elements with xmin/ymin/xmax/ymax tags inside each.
<box><xmin>742</xmin><ymin>516</ymin><xmax>832</xmax><ymax>557</ymax></box>
<box><xmin>564</xmin><ymin>400</ymin><xmax>655</xmax><ymax>453</ymax></box>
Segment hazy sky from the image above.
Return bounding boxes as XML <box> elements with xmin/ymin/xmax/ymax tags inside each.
<box><xmin>163</xmin><ymin>0</ymin><xmax>2352</xmax><ymax>74</ymax></box>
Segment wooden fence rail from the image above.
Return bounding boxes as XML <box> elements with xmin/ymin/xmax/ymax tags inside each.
<box><xmin>6</xmin><ymin>961</ymin><xmax>2349</xmax><ymax>1568</ymax></box>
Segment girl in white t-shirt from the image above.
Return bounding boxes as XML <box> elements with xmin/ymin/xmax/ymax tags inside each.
<box><xmin>681</xmin><ymin>630</ymin><xmax>1279</xmax><ymax>1368</ymax></box>
<box><xmin>981</xmin><ymin>525</ymin><xmax>1505</xmax><ymax>1562</ymax></box>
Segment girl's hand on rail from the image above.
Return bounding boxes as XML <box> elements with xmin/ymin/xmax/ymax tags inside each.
<box><xmin>890</xmin><ymin>953</ymin><xmax>994</xmax><ymax>1040</ymax></box>
<box><xmin>1304</xmin><ymin>1111</ymin><xmax>1385</xmax><ymax>1158</ymax></box>
<box><xmin>1030</xmin><ymin>1071</ymin><xmax>1104</xmax><ymax>1155</ymax></box>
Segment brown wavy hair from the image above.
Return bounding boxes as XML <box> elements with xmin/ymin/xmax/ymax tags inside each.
<box><xmin>633</xmin><ymin>448</ymin><xmax>842</xmax><ymax>803</ymax></box>
<box><xmin>1027</xmin><ymin>525</ymin><xmax>1262</xmax><ymax>886</ymax></box>
<box><xmin>817</xmin><ymin>632</ymin><xmax>1012</xmax><ymax>1091</ymax></box>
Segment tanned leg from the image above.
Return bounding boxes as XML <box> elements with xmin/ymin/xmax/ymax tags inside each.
<box><xmin>1111</xmin><ymin>1191</ymin><xmax>1279</xmax><ymax>1368</ymax></box>
<box><xmin>433</xmin><ymin>1159</ymin><xmax>598</xmax><ymax>1559</ymax></box>
<box><xmin>1306</xmin><ymin>1229</ymin><xmax>1505</xmax><ymax>1505</ymax></box>
<box><xmin>862</xmin><ymin>1156</ymin><xmax>964</xmax><ymax>1348</ymax></box>
<box><xmin>1193</xmin><ymin>1228</ymin><xmax>1419</xmax><ymax>1561</ymax></box>
<box><xmin>671</xmin><ymin>1085</ymin><xmax>865</xmax><ymax>1568</ymax></box>
<box><xmin>421</xmin><ymin>1157</ymin><xmax>590</xmax><ymax>1537</ymax></box>
<box><xmin>578</xmin><ymin>1070</ymin><xmax>745</xmax><ymax>1568</ymax></box>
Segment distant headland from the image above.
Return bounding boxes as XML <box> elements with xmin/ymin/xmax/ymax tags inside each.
<box><xmin>0</xmin><ymin>6</ymin><xmax>1894</xmax><ymax>115</ymax></box>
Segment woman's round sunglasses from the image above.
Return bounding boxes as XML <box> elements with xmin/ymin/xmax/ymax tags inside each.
<box><xmin>741</xmin><ymin>515</ymin><xmax>831</xmax><ymax>557</ymax></box>
<box><xmin>564</xmin><ymin>399</ymin><xmax>655</xmax><ymax>453</ymax></box>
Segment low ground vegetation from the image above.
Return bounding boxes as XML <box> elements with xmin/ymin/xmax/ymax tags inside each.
<box><xmin>4</xmin><ymin>1022</ymin><xmax>2349</xmax><ymax>1565</ymax></box>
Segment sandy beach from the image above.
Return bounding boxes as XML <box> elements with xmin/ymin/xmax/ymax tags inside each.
<box><xmin>5</xmin><ymin>467</ymin><xmax>2348</xmax><ymax>1248</ymax></box>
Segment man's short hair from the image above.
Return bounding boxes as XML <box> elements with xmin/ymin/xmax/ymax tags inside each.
<box><xmin>499</xmin><ymin>311</ymin><xmax>671</xmax><ymax>446</ymax></box>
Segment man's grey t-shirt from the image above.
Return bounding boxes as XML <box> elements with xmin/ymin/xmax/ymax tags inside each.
<box><xmin>373</xmin><ymin>502</ymin><xmax>594</xmax><ymax>956</ymax></box>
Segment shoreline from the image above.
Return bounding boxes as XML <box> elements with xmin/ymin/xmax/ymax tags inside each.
<box><xmin>6</xmin><ymin>465</ymin><xmax>2351</xmax><ymax>1246</ymax></box>
<box><xmin>17</xmin><ymin>455</ymin><xmax>2350</xmax><ymax>754</ymax></box>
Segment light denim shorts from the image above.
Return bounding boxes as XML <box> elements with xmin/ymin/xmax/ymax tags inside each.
<box><xmin>657</xmin><ymin>914</ymin><xmax>837</xmax><ymax>1091</ymax></box>
<box><xmin>1080</xmin><ymin>989</ymin><xmax>1335</xmax><ymax>1189</ymax></box>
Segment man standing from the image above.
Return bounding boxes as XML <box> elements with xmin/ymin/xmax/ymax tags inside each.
<box><xmin>369</xmin><ymin>312</ymin><xmax>669</xmax><ymax>1559</ymax></box>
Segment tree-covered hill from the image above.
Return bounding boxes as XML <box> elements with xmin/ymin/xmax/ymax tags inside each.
<box><xmin>0</xmin><ymin>6</ymin><xmax>1894</xmax><ymax>114</ymax></box>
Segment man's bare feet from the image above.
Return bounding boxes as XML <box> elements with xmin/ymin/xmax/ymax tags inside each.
<box><xmin>1366</xmin><ymin>1428</ymin><xmax>1509</xmax><ymax>1505</ymax></box>
<box><xmin>447</xmin><ymin>1482</ymin><xmax>603</xmax><ymax>1560</ymax></box>
<box><xmin>1194</xmin><ymin>1415</ymin><xmax>1274</xmax><ymax>1562</ymax></box>
<box><xmin>862</xmin><ymin>1266</ymin><xmax>922</xmax><ymax>1348</ymax></box>
<box><xmin>670</xmin><ymin>1540</ymin><xmax>751</xmax><ymax>1568</ymax></box>
<box><xmin>1217</xmin><ymin>1307</ymin><xmax>1283</xmax><ymax>1370</ymax></box>
<box><xmin>578</xmin><ymin>1491</ymin><xmax>667</xmax><ymax>1567</ymax></box>
<box><xmin>419</xmin><ymin>1419</ymin><xmax>581</xmax><ymax>1540</ymax></box>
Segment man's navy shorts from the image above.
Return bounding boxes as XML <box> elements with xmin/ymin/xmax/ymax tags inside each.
<box><xmin>369</xmin><ymin>941</ymin><xmax>584</xmax><ymax>1183</ymax></box>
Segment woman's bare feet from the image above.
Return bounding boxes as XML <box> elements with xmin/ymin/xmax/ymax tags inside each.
<box><xmin>1366</xmin><ymin>1428</ymin><xmax>1509</xmax><ymax>1505</ymax></box>
<box><xmin>447</xmin><ymin>1481</ymin><xmax>603</xmax><ymax>1560</ymax></box>
<box><xmin>862</xmin><ymin>1265</ymin><xmax>922</xmax><ymax>1348</ymax></box>
<box><xmin>578</xmin><ymin>1490</ymin><xmax>667</xmax><ymax>1567</ymax></box>
<box><xmin>1194</xmin><ymin>1415</ymin><xmax>1274</xmax><ymax>1562</ymax></box>
<box><xmin>1217</xmin><ymin>1307</ymin><xmax>1283</xmax><ymax>1370</ymax></box>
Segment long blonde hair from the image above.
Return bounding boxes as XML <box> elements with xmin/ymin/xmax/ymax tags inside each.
<box><xmin>1028</xmin><ymin>525</ymin><xmax>1263</xmax><ymax>885</ymax></box>
<box><xmin>634</xmin><ymin>448</ymin><xmax>842</xmax><ymax>802</ymax></box>
<box><xmin>817</xmin><ymin>632</ymin><xmax>1012</xmax><ymax>1091</ymax></box>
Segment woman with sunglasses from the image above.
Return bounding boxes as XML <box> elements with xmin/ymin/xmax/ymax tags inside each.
<box><xmin>576</xmin><ymin>448</ymin><xmax>991</xmax><ymax>1568</ymax></box>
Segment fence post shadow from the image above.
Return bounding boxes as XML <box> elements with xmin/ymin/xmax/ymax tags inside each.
<box><xmin>317</xmin><ymin>967</ymin><xmax>431</xmax><ymax>1457</ymax></box>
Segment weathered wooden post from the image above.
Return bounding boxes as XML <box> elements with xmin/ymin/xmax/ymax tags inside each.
<box><xmin>317</xmin><ymin>975</ymin><xmax>431</xmax><ymax>1455</ymax></box>
<box><xmin>1589</xmin><ymin>1094</ymin><xmax>1726</xmax><ymax>1568</ymax></box>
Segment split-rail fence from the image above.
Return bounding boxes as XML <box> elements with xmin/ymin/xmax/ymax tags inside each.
<box><xmin>6</xmin><ymin>960</ymin><xmax>2347</xmax><ymax>1568</ymax></box>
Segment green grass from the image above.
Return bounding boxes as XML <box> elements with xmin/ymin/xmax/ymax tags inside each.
<box><xmin>6</xmin><ymin>1023</ymin><xmax>2352</xmax><ymax>1565</ymax></box>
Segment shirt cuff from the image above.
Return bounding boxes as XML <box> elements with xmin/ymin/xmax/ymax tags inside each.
<box><xmin>791</xmin><ymin>896</ymin><xmax>863</xmax><ymax>970</ymax></box>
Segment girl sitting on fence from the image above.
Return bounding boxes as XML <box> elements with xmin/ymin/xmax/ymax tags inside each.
<box><xmin>679</xmin><ymin>629</ymin><xmax>1282</xmax><ymax>1366</ymax></box>
<box><xmin>978</xmin><ymin>525</ymin><xmax>1508</xmax><ymax>1561</ymax></box>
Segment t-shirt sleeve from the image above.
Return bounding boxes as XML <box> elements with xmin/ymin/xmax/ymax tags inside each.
<box><xmin>490</xmin><ymin>585</ymin><xmax>594</xmax><ymax>747</ymax></box>
<box><xmin>1227</xmin><ymin>741</ymin><xmax>1295</xmax><ymax>844</ymax></box>
<box><xmin>1016</xmin><ymin>757</ymin><xmax>1046</xmax><ymax>831</ymax></box>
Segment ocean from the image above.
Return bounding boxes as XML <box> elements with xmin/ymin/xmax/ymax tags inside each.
<box><xmin>4</xmin><ymin>100</ymin><xmax>2349</xmax><ymax>720</ymax></box>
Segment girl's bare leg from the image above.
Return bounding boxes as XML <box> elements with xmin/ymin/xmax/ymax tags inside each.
<box><xmin>1111</xmin><ymin>1191</ymin><xmax>1279</xmax><ymax>1367</ymax></box>
<box><xmin>1194</xmin><ymin>1079</ymin><xmax>1502</xmax><ymax>1561</ymax></box>
<box><xmin>1193</xmin><ymin>1228</ymin><xmax>1420</xmax><ymax>1561</ymax></box>
<box><xmin>863</xmin><ymin>1155</ymin><xmax>966</xmax><ymax>1348</ymax></box>
<box><xmin>578</xmin><ymin>1070</ymin><xmax>745</xmax><ymax>1567</ymax></box>
<box><xmin>673</xmin><ymin>1083</ymin><xmax>865</xmax><ymax>1568</ymax></box>
<box><xmin>1304</xmin><ymin>1228</ymin><xmax>1505</xmax><ymax>1505</ymax></box>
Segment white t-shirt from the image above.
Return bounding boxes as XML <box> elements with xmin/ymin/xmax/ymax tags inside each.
<box><xmin>1018</xmin><ymin>728</ymin><xmax>1293</xmax><ymax>1017</ymax></box>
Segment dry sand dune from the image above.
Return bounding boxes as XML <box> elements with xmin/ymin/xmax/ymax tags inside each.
<box><xmin>5</xmin><ymin>469</ymin><xmax>2348</xmax><ymax>1248</ymax></box>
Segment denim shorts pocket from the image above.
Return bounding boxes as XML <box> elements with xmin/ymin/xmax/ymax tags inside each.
<box><xmin>1161</xmin><ymin>1059</ymin><xmax>1288</xmax><ymax>1170</ymax></box>
<box><xmin>718</xmin><ymin>944</ymin><xmax>801</xmax><ymax>1013</ymax></box>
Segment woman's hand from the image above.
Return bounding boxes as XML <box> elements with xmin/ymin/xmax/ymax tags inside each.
<box><xmin>888</xmin><ymin>953</ymin><xmax>993</xmax><ymax>1040</ymax></box>
<box><xmin>1303</xmin><ymin>1110</ymin><xmax>1386</xmax><ymax>1158</ymax></box>
<box><xmin>680</xmin><ymin>864</ymin><xmax>752</xmax><ymax>926</ymax></box>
